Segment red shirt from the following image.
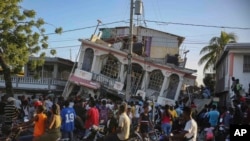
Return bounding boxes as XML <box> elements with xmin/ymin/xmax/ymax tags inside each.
<box><xmin>161</xmin><ymin>114</ymin><xmax>171</xmax><ymax>123</ymax></box>
<box><xmin>84</xmin><ymin>107</ymin><xmax>99</xmax><ymax>129</ymax></box>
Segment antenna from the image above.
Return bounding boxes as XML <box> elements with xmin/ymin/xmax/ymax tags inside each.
<box><xmin>93</xmin><ymin>19</ymin><xmax>102</xmax><ymax>35</ymax></box>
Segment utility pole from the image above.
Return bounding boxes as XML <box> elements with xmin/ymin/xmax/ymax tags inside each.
<box><xmin>125</xmin><ymin>0</ymin><xmax>134</xmax><ymax>102</ymax></box>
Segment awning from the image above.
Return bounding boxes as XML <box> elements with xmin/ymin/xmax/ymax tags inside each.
<box><xmin>69</xmin><ymin>74</ymin><xmax>100</xmax><ymax>90</ymax></box>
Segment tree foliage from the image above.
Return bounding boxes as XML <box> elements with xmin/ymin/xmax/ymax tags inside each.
<box><xmin>203</xmin><ymin>74</ymin><xmax>215</xmax><ymax>94</ymax></box>
<box><xmin>198</xmin><ymin>31</ymin><xmax>237</xmax><ymax>72</ymax></box>
<box><xmin>0</xmin><ymin>0</ymin><xmax>62</xmax><ymax>96</ymax></box>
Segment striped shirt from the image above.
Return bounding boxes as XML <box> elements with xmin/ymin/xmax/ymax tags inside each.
<box><xmin>4</xmin><ymin>104</ymin><xmax>19</xmax><ymax>122</ymax></box>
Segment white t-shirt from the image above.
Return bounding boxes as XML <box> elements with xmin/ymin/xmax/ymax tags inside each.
<box><xmin>15</xmin><ymin>99</ymin><xmax>22</xmax><ymax>109</ymax></box>
<box><xmin>135</xmin><ymin>105</ymin><xmax>141</xmax><ymax>118</ymax></box>
<box><xmin>184</xmin><ymin>119</ymin><xmax>198</xmax><ymax>141</ymax></box>
<box><xmin>44</xmin><ymin>100</ymin><xmax>53</xmax><ymax>111</ymax></box>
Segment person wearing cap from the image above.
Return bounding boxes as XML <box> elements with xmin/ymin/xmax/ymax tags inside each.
<box><xmin>4</xmin><ymin>97</ymin><xmax>19</xmax><ymax>124</ymax></box>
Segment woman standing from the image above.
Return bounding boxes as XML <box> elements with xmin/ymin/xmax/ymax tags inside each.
<box><xmin>39</xmin><ymin>103</ymin><xmax>61</xmax><ymax>141</ymax></box>
<box><xmin>137</xmin><ymin>103</ymin><xmax>154</xmax><ymax>141</ymax></box>
<box><xmin>161</xmin><ymin>105</ymin><xmax>172</xmax><ymax>136</ymax></box>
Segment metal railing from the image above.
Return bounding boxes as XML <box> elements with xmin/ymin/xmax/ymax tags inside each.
<box><xmin>92</xmin><ymin>73</ymin><xmax>116</xmax><ymax>89</ymax></box>
<box><xmin>0</xmin><ymin>76</ymin><xmax>66</xmax><ymax>86</ymax></box>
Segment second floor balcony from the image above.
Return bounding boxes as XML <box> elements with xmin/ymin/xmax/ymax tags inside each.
<box><xmin>0</xmin><ymin>76</ymin><xmax>67</xmax><ymax>91</ymax></box>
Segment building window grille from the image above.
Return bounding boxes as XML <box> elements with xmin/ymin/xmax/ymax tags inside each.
<box><xmin>82</xmin><ymin>48</ymin><xmax>94</xmax><ymax>71</ymax></box>
<box><xmin>148</xmin><ymin>70</ymin><xmax>164</xmax><ymax>91</ymax></box>
<box><xmin>131</xmin><ymin>63</ymin><xmax>144</xmax><ymax>94</ymax></box>
<box><xmin>166</xmin><ymin>74</ymin><xmax>180</xmax><ymax>100</ymax></box>
<box><xmin>100</xmin><ymin>55</ymin><xmax>119</xmax><ymax>79</ymax></box>
<box><xmin>243</xmin><ymin>55</ymin><xmax>250</xmax><ymax>72</ymax></box>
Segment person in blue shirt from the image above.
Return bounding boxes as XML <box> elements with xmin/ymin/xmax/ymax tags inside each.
<box><xmin>207</xmin><ymin>105</ymin><xmax>220</xmax><ymax>127</ymax></box>
<box><xmin>61</xmin><ymin>100</ymin><xmax>76</xmax><ymax>141</ymax></box>
<box><xmin>202</xmin><ymin>87</ymin><xmax>211</xmax><ymax>99</ymax></box>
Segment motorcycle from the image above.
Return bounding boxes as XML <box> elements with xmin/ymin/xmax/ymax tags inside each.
<box><xmin>82</xmin><ymin>125</ymin><xmax>105</xmax><ymax>141</ymax></box>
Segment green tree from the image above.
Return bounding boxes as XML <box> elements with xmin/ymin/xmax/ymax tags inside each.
<box><xmin>203</xmin><ymin>74</ymin><xmax>215</xmax><ymax>94</ymax></box>
<box><xmin>0</xmin><ymin>0</ymin><xmax>62</xmax><ymax>96</ymax></box>
<box><xmin>198</xmin><ymin>31</ymin><xmax>237</xmax><ymax>72</ymax></box>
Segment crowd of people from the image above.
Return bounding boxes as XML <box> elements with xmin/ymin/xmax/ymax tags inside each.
<box><xmin>0</xmin><ymin>89</ymin><xmax>249</xmax><ymax>141</ymax></box>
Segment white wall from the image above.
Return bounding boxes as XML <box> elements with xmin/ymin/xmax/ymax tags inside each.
<box><xmin>233</xmin><ymin>54</ymin><xmax>250</xmax><ymax>93</ymax></box>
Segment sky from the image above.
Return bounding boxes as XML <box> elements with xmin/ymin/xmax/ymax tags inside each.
<box><xmin>21</xmin><ymin>0</ymin><xmax>250</xmax><ymax>85</ymax></box>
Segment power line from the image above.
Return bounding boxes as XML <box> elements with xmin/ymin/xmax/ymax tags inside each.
<box><xmin>48</xmin><ymin>45</ymin><xmax>80</xmax><ymax>49</ymax></box>
<box><xmin>143</xmin><ymin>19</ymin><xmax>250</xmax><ymax>30</ymax></box>
<box><xmin>45</xmin><ymin>20</ymin><xmax>129</xmax><ymax>35</ymax></box>
<box><xmin>44</xmin><ymin>19</ymin><xmax>249</xmax><ymax>37</ymax></box>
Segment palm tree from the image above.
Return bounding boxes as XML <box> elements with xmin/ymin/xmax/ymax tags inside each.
<box><xmin>198</xmin><ymin>31</ymin><xmax>237</xmax><ymax>72</ymax></box>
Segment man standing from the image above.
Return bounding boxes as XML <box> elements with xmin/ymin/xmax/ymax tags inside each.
<box><xmin>103</xmin><ymin>102</ymin><xmax>130</xmax><ymax>141</ymax></box>
<box><xmin>61</xmin><ymin>100</ymin><xmax>76</xmax><ymax>141</ymax></box>
<box><xmin>207</xmin><ymin>105</ymin><xmax>220</xmax><ymax>127</ymax></box>
<box><xmin>170</xmin><ymin>106</ymin><xmax>198</xmax><ymax>141</ymax></box>
<box><xmin>4</xmin><ymin>97</ymin><xmax>19</xmax><ymax>124</ymax></box>
<box><xmin>84</xmin><ymin>100</ymin><xmax>99</xmax><ymax>137</ymax></box>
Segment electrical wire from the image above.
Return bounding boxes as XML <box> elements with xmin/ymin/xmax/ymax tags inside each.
<box><xmin>45</xmin><ymin>20</ymin><xmax>129</xmax><ymax>35</ymax></box>
<box><xmin>142</xmin><ymin>19</ymin><xmax>250</xmax><ymax>30</ymax></box>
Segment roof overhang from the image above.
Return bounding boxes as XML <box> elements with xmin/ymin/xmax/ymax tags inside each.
<box><xmin>69</xmin><ymin>74</ymin><xmax>100</xmax><ymax>89</ymax></box>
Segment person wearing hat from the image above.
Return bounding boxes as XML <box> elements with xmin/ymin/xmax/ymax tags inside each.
<box><xmin>4</xmin><ymin>97</ymin><xmax>19</xmax><ymax>124</ymax></box>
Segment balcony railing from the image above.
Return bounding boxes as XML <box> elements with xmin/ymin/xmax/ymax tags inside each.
<box><xmin>0</xmin><ymin>76</ymin><xmax>66</xmax><ymax>86</ymax></box>
<box><xmin>92</xmin><ymin>73</ymin><xmax>116</xmax><ymax>89</ymax></box>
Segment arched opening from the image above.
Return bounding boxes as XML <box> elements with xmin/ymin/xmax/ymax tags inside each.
<box><xmin>82</xmin><ymin>48</ymin><xmax>94</xmax><ymax>72</ymax></box>
<box><xmin>148</xmin><ymin>70</ymin><xmax>164</xmax><ymax>91</ymax></box>
<box><xmin>100</xmin><ymin>54</ymin><xmax>120</xmax><ymax>79</ymax></box>
<box><xmin>131</xmin><ymin>63</ymin><xmax>144</xmax><ymax>94</ymax></box>
<box><xmin>166</xmin><ymin>74</ymin><xmax>180</xmax><ymax>100</ymax></box>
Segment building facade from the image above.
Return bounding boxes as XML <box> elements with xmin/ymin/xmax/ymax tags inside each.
<box><xmin>215</xmin><ymin>43</ymin><xmax>250</xmax><ymax>107</ymax></box>
<box><xmin>100</xmin><ymin>26</ymin><xmax>184</xmax><ymax>60</ymax></box>
<box><xmin>63</xmin><ymin>27</ymin><xmax>196</xmax><ymax>106</ymax></box>
<box><xmin>0</xmin><ymin>57</ymin><xmax>75</xmax><ymax>95</ymax></box>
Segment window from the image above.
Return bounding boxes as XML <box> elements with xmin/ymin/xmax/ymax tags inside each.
<box><xmin>100</xmin><ymin>55</ymin><xmax>119</xmax><ymax>79</ymax></box>
<box><xmin>131</xmin><ymin>63</ymin><xmax>144</xmax><ymax>94</ymax></box>
<box><xmin>243</xmin><ymin>55</ymin><xmax>250</xmax><ymax>72</ymax></box>
<box><xmin>166</xmin><ymin>74</ymin><xmax>180</xmax><ymax>100</ymax></box>
<box><xmin>148</xmin><ymin>70</ymin><xmax>164</xmax><ymax>91</ymax></box>
<box><xmin>82</xmin><ymin>48</ymin><xmax>94</xmax><ymax>72</ymax></box>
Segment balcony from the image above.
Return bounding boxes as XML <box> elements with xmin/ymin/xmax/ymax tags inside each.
<box><xmin>0</xmin><ymin>76</ymin><xmax>67</xmax><ymax>91</ymax></box>
<box><xmin>92</xmin><ymin>73</ymin><xmax>116</xmax><ymax>90</ymax></box>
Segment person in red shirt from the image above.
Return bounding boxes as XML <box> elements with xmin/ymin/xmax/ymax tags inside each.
<box><xmin>84</xmin><ymin>100</ymin><xmax>99</xmax><ymax>138</ymax></box>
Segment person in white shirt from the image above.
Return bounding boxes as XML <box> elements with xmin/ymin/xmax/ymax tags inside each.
<box><xmin>15</xmin><ymin>96</ymin><xmax>22</xmax><ymax>110</ymax></box>
<box><xmin>44</xmin><ymin>97</ymin><xmax>53</xmax><ymax>111</ymax></box>
<box><xmin>170</xmin><ymin>106</ymin><xmax>198</xmax><ymax>141</ymax></box>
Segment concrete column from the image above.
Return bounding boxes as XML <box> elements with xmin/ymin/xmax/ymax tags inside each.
<box><xmin>119</xmin><ymin>63</ymin><xmax>125</xmax><ymax>82</ymax></box>
<box><xmin>141</xmin><ymin>71</ymin><xmax>149</xmax><ymax>91</ymax></box>
<box><xmin>53</xmin><ymin>64</ymin><xmax>58</xmax><ymax>79</ymax></box>
<box><xmin>174</xmin><ymin>77</ymin><xmax>184</xmax><ymax>101</ymax></box>
<box><xmin>24</xmin><ymin>65</ymin><xmax>28</xmax><ymax>77</ymax></box>
<box><xmin>159</xmin><ymin>75</ymin><xmax>170</xmax><ymax>97</ymax></box>
<box><xmin>91</xmin><ymin>55</ymin><xmax>97</xmax><ymax>72</ymax></box>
